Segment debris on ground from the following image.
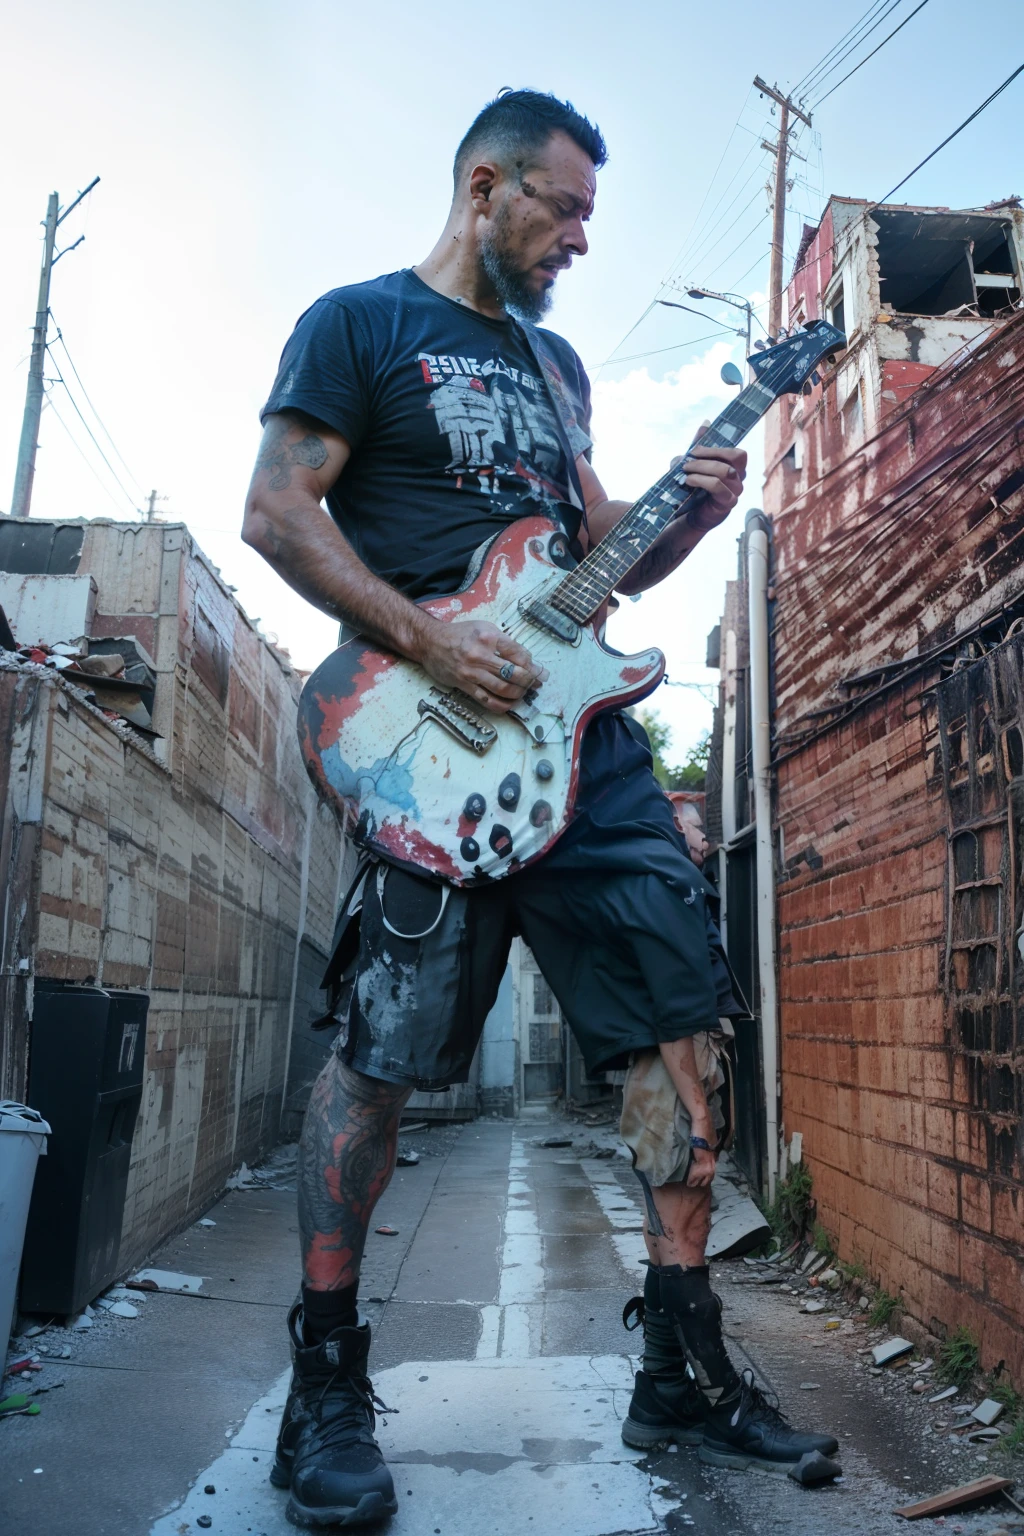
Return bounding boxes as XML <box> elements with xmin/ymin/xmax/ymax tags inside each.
<box><xmin>893</xmin><ymin>1473</ymin><xmax>1016</xmax><ymax>1519</ymax></box>
<box><xmin>0</xmin><ymin>1393</ymin><xmax>41</xmax><ymax>1419</ymax></box>
<box><xmin>972</xmin><ymin>1398</ymin><xmax>1006</xmax><ymax>1426</ymax></box>
<box><xmin>196</xmin><ymin>1219</ymin><xmax>217</xmax><ymax>1228</ymax></box>
<box><xmin>375</xmin><ymin>1225</ymin><xmax>399</xmax><ymax>1236</ymax></box>
<box><xmin>131</xmin><ymin>1270</ymin><xmax>204</xmax><ymax>1294</ymax></box>
<box><xmin>788</xmin><ymin>1449</ymin><xmax>843</xmax><ymax>1485</ymax></box>
<box><xmin>872</xmin><ymin>1337</ymin><xmax>914</xmax><ymax>1366</ymax></box>
<box><xmin>539</xmin><ymin>1137</ymin><xmax>572</xmax><ymax>1148</ymax></box>
<box><xmin>396</xmin><ymin>1151</ymin><xmax>420</xmax><ymax>1167</ymax></box>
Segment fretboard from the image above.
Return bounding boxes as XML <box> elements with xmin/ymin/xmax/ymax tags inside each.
<box><xmin>547</xmin><ymin>377</ymin><xmax>778</xmax><ymax>624</ymax></box>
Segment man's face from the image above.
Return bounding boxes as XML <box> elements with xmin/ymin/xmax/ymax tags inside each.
<box><xmin>478</xmin><ymin>131</ymin><xmax>595</xmax><ymax>321</ymax></box>
<box><xmin>673</xmin><ymin>805</ymin><xmax>709</xmax><ymax>868</ymax></box>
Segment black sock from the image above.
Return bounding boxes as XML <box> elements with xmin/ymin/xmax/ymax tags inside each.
<box><xmin>302</xmin><ymin>1282</ymin><xmax>359</xmax><ymax>1344</ymax></box>
<box><xmin>657</xmin><ymin>1263</ymin><xmax>741</xmax><ymax>1408</ymax></box>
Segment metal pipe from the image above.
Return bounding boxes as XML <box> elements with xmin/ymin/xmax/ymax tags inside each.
<box><xmin>718</xmin><ymin>627</ymin><xmax>738</xmax><ymax>951</ymax></box>
<box><xmin>746</xmin><ymin>510</ymin><xmax>779</xmax><ymax>1201</ymax></box>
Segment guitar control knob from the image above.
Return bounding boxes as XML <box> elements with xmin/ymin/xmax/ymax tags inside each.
<box><xmin>460</xmin><ymin>836</ymin><xmax>480</xmax><ymax>863</ymax></box>
<box><xmin>498</xmin><ymin>773</ymin><xmax>521</xmax><ymax>811</ymax></box>
<box><xmin>489</xmin><ymin>825</ymin><xmax>513</xmax><ymax>857</ymax></box>
<box><xmin>463</xmin><ymin>793</ymin><xmax>486</xmax><ymax>822</ymax></box>
<box><xmin>535</xmin><ymin>760</ymin><xmax>554</xmax><ymax>781</ymax></box>
<box><xmin>530</xmin><ymin>801</ymin><xmax>553</xmax><ymax>827</ymax></box>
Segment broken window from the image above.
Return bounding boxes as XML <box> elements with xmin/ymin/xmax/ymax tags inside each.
<box><xmin>874</xmin><ymin>209</ymin><xmax>1021</xmax><ymax>319</ymax></box>
<box><xmin>937</xmin><ymin>646</ymin><xmax>1024</xmax><ymax>1185</ymax></box>
<box><xmin>828</xmin><ymin>282</ymin><xmax>846</xmax><ymax>336</ymax></box>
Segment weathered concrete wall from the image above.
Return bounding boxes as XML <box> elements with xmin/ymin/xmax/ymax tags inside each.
<box><xmin>0</xmin><ymin>519</ymin><xmax>347</xmax><ymax>1271</ymax></box>
<box><xmin>768</xmin><ymin>307</ymin><xmax>1024</xmax><ymax>1378</ymax></box>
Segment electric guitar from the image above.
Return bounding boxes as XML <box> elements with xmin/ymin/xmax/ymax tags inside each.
<box><xmin>297</xmin><ymin>321</ymin><xmax>845</xmax><ymax>885</ymax></box>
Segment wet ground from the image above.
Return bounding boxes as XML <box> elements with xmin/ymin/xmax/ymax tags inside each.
<box><xmin>2</xmin><ymin>1113</ymin><xmax>1021</xmax><ymax>1535</ymax></box>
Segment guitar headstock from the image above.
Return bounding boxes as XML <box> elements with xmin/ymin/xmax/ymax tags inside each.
<box><xmin>747</xmin><ymin>319</ymin><xmax>847</xmax><ymax>396</ymax></box>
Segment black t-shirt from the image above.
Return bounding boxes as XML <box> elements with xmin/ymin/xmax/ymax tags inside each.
<box><xmin>262</xmin><ymin>269</ymin><xmax>698</xmax><ymax>884</ymax></box>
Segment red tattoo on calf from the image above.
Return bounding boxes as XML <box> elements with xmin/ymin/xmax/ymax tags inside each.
<box><xmin>298</xmin><ymin>1058</ymin><xmax>410</xmax><ymax>1291</ymax></box>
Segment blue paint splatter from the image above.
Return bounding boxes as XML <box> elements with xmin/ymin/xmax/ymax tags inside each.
<box><xmin>321</xmin><ymin>742</ymin><xmax>419</xmax><ymax>814</ymax></box>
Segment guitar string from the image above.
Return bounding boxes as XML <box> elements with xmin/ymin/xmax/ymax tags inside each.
<box><xmin>473</xmin><ymin>332</ymin><xmax>835</xmax><ymax>675</ymax></box>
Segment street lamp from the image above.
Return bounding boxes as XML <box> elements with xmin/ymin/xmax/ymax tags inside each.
<box><xmin>685</xmin><ymin>287</ymin><xmax>753</xmax><ymax>364</ymax></box>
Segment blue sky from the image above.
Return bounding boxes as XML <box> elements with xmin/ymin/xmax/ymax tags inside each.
<box><xmin>2</xmin><ymin>0</ymin><xmax>1022</xmax><ymax>757</ymax></box>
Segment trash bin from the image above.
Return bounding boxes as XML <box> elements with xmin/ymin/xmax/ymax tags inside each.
<box><xmin>19</xmin><ymin>983</ymin><xmax>148</xmax><ymax>1317</ymax></box>
<box><xmin>0</xmin><ymin>1102</ymin><xmax>51</xmax><ymax>1350</ymax></box>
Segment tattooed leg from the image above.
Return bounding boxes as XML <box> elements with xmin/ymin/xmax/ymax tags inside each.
<box><xmin>298</xmin><ymin>1054</ymin><xmax>412</xmax><ymax>1290</ymax></box>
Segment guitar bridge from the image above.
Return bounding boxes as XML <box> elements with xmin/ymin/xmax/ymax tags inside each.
<box><xmin>418</xmin><ymin>688</ymin><xmax>498</xmax><ymax>754</ymax></box>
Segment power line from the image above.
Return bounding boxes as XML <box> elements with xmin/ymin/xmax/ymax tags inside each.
<box><xmin>588</xmin><ymin>330</ymin><xmax>736</xmax><ymax>369</ymax></box>
<box><xmin>811</xmin><ymin>0</ymin><xmax>932</xmax><ymax>108</ymax></box>
<box><xmin>793</xmin><ymin>0</ymin><xmax>903</xmax><ymax>99</ymax></box>
<box><xmin>49</xmin><ymin>316</ymin><xmax>144</xmax><ymax>494</ymax></box>
<box><xmin>45</xmin><ymin>353</ymin><xmax>138</xmax><ymax>511</ymax></box>
<box><xmin>44</xmin><ymin>389</ymin><xmax>132</xmax><ymax>516</ymax></box>
<box><xmin>874</xmin><ymin>60</ymin><xmax>1024</xmax><ymax>206</ymax></box>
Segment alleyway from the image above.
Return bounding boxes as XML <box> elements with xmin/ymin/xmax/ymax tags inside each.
<box><xmin>3</xmin><ymin>1115</ymin><xmax>1020</xmax><ymax>1536</ymax></box>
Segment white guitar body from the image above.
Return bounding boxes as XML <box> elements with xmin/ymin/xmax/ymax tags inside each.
<box><xmin>298</xmin><ymin>517</ymin><xmax>664</xmax><ymax>885</ymax></box>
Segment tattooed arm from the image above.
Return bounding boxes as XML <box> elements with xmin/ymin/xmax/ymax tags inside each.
<box><xmin>242</xmin><ymin>411</ymin><xmax>543</xmax><ymax>711</ymax></box>
<box><xmin>575</xmin><ymin>431</ymin><xmax>747</xmax><ymax>595</ymax></box>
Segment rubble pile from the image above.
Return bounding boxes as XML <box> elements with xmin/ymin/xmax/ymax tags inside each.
<box><xmin>1</xmin><ymin>626</ymin><xmax>160</xmax><ymax>740</ymax></box>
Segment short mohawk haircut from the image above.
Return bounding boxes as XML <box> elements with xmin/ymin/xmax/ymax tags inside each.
<box><xmin>454</xmin><ymin>88</ymin><xmax>607</xmax><ymax>186</ymax></box>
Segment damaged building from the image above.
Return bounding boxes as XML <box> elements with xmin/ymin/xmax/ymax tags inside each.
<box><xmin>0</xmin><ymin>517</ymin><xmax>349</xmax><ymax>1275</ymax></box>
<box><xmin>709</xmin><ymin>195</ymin><xmax>1024</xmax><ymax>1378</ymax></box>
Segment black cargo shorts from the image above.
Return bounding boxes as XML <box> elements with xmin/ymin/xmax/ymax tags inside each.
<box><xmin>317</xmin><ymin>855</ymin><xmax>720</xmax><ymax>1094</ymax></box>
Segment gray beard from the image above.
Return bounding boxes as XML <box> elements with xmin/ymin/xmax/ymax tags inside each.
<box><xmin>480</xmin><ymin>212</ymin><xmax>553</xmax><ymax>323</ymax></box>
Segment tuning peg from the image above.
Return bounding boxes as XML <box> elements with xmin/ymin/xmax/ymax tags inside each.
<box><xmin>802</xmin><ymin>382</ymin><xmax>812</xmax><ymax>395</ymax></box>
<box><xmin>810</xmin><ymin>370</ymin><xmax>820</xmax><ymax>386</ymax></box>
<box><xmin>826</xmin><ymin>353</ymin><xmax>837</xmax><ymax>365</ymax></box>
<box><xmin>754</xmin><ymin>340</ymin><xmax>767</xmax><ymax>351</ymax></box>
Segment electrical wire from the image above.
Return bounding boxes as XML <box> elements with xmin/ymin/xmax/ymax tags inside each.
<box><xmin>810</xmin><ymin>0</ymin><xmax>932</xmax><ymax>108</ymax></box>
<box><xmin>873</xmin><ymin>61</ymin><xmax>1024</xmax><ymax>206</ymax></box>
<box><xmin>793</xmin><ymin>0</ymin><xmax>903</xmax><ymax>101</ymax></box>
<box><xmin>43</xmin><ymin>388</ymin><xmax>133</xmax><ymax>516</ymax></box>
<box><xmin>45</xmin><ymin>355</ymin><xmax>138</xmax><ymax>511</ymax></box>
<box><xmin>588</xmin><ymin>331</ymin><xmax>737</xmax><ymax>369</ymax></box>
<box><xmin>48</xmin><ymin>316</ymin><xmax>144</xmax><ymax>495</ymax></box>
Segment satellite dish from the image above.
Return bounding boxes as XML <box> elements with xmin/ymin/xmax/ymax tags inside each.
<box><xmin>720</xmin><ymin>361</ymin><xmax>743</xmax><ymax>388</ymax></box>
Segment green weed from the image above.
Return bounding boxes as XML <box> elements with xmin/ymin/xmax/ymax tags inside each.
<box><xmin>868</xmin><ymin>1289</ymin><xmax>901</xmax><ymax>1329</ymax></box>
<box><xmin>760</xmin><ymin>1162</ymin><xmax>815</xmax><ymax>1247</ymax></box>
<box><xmin>937</xmin><ymin>1327</ymin><xmax>981</xmax><ymax>1390</ymax></box>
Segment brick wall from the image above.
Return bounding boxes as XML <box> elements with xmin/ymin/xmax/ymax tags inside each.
<box><xmin>770</xmin><ymin>317</ymin><xmax>1024</xmax><ymax>1378</ymax></box>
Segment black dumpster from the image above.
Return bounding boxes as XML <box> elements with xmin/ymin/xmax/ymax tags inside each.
<box><xmin>19</xmin><ymin>982</ymin><xmax>148</xmax><ymax>1316</ymax></box>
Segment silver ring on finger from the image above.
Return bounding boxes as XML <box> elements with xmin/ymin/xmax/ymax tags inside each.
<box><xmin>498</xmin><ymin>661</ymin><xmax>515</xmax><ymax>683</ymax></box>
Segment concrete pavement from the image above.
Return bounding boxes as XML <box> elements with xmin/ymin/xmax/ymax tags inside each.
<box><xmin>3</xmin><ymin>1115</ymin><xmax>1020</xmax><ymax>1535</ymax></box>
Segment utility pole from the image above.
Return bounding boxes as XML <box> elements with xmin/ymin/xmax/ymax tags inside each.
<box><xmin>10</xmin><ymin>177</ymin><xmax>100</xmax><ymax>520</ymax></box>
<box><xmin>144</xmin><ymin>489</ymin><xmax>167</xmax><ymax>522</ymax></box>
<box><xmin>753</xmin><ymin>78</ymin><xmax>811</xmax><ymax>341</ymax></box>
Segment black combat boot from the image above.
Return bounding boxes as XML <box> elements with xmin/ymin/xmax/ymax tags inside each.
<box><xmin>271</xmin><ymin>1304</ymin><xmax>398</xmax><ymax>1528</ymax></box>
<box><xmin>700</xmin><ymin>1369</ymin><xmax>840</xmax><ymax>1475</ymax></box>
<box><xmin>620</xmin><ymin>1267</ymin><xmax>706</xmax><ymax>1450</ymax></box>
<box><xmin>657</xmin><ymin>1265</ymin><xmax>840</xmax><ymax>1475</ymax></box>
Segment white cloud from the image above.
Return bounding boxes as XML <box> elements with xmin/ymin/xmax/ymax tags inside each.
<box><xmin>590</xmin><ymin>346</ymin><xmax>765</xmax><ymax>763</ymax></box>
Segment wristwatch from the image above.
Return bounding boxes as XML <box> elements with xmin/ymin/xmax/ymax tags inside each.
<box><xmin>689</xmin><ymin>1135</ymin><xmax>716</xmax><ymax>1151</ymax></box>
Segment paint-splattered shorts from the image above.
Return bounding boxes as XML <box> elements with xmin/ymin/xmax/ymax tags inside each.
<box><xmin>319</xmin><ymin>857</ymin><xmax>721</xmax><ymax>1093</ymax></box>
<box><xmin>618</xmin><ymin>1028</ymin><xmax>734</xmax><ymax>1187</ymax></box>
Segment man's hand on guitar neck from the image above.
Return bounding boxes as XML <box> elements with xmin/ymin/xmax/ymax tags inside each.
<box><xmin>576</xmin><ymin>421</ymin><xmax>747</xmax><ymax>594</ymax></box>
<box><xmin>243</xmin><ymin>411</ymin><xmax>545</xmax><ymax>715</ymax></box>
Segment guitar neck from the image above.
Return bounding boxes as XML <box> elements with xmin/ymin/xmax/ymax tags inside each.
<box><xmin>548</xmin><ymin>377</ymin><xmax>778</xmax><ymax>624</ymax></box>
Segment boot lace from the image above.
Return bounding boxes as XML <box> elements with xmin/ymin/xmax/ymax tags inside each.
<box><xmin>308</xmin><ymin>1366</ymin><xmax>398</xmax><ymax>1452</ymax></box>
<box><xmin>732</xmin><ymin>1368</ymin><xmax>788</xmax><ymax>1431</ymax></box>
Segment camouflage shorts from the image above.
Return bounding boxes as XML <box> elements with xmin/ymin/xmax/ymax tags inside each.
<box><xmin>619</xmin><ymin>1024</ymin><xmax>735</xmax><ymax>1187</ymax></box>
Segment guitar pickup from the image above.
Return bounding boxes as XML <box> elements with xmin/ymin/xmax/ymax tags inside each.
<box><xmin>520</xmin><ymin>597</ymin><xmax>580</xmax><ymax>644</ymax></box>
<box><xmin>418</xmin><ymin>688</ymin><xmax>498</xmax><ymax>754</ymax></box>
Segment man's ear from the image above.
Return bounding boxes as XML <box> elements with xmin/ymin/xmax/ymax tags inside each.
<box><xmin>468</xmin><ymin>160</ymin><xmax>499</xmax><ymax>211</ymax></box>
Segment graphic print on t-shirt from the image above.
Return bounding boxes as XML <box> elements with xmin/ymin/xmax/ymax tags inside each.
<box><xmin>418</xmin><ymin>350</ymin><xmax>566</xmax><ymax>506</ymax></box>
